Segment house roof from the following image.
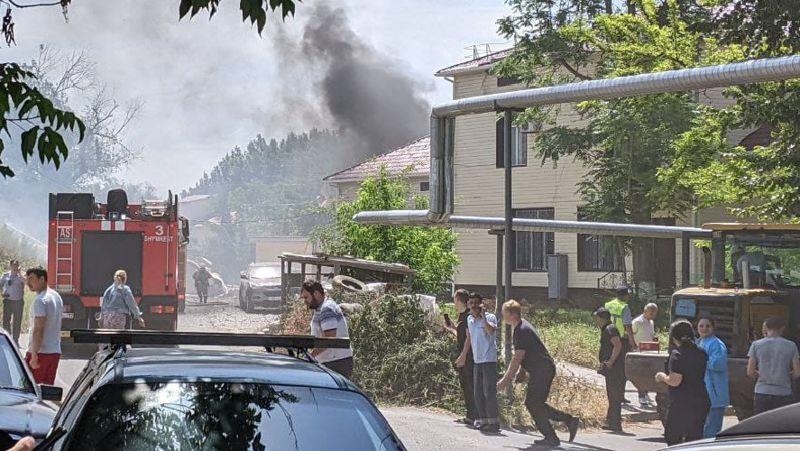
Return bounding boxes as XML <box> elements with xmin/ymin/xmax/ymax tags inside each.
<box><xmin>739</xmin><ymin>124</ymin><xmax>773</xmax><ymax>150</ymax></box>
<box><xmin>323</xmin><ymin>135</ymin><xmax>430</xmax><ymax>183</ymax></box>
<box><xmin>435</xmin><ymin>48</ymin><xmax>514</xmax><ymax>77</ymax></box>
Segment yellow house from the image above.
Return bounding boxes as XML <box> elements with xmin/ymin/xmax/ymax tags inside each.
<box><xmin>435</xmin><ymin>49</ymin><xmax>754</xmax><ymax>305</ymax></box>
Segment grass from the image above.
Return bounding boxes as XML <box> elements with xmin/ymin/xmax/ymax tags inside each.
<box><xmin>528</xmin><ymin>308</ymin><xmax>600</xmax><ymax>369</ymax></box>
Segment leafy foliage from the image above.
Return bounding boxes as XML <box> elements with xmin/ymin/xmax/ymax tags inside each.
<box><xmin>0</xmin><ymin>63</ymin><xmax>84</xmax><ymax>178</ymax></box>
<box><xmin>496</xmin><ymin>0</ymin><xmax>712</xmax><ymax>286</ymax></box>
<box><xmin>314</xmin><ymin>167</ymin><xmax>459</xmax><ymax>294</ymax></box>
<box><xmin>178</xmin><ymin>0</ymin><xmax>298</xmax><ymax>34</ymax></box>
<box><xmin>659</xmin><ymin>2</ymin><xmax>800</xmax><ymax>221</ymax></box>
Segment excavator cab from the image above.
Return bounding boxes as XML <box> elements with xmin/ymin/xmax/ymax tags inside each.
<box><xmin>671</xmin><ymin>224</ymin><xmax>800</xmax><ymax>357</ymax></box>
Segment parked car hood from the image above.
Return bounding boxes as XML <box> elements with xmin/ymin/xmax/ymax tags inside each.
<box><xmin>249</xmin><ymin>277</ymin><xmax>281</xmax><ymax>287</ymax></box>
<box><xmin>0</xmin><ymin>390</ymin><xmax>57</xmax><ymax>438</ymax></box>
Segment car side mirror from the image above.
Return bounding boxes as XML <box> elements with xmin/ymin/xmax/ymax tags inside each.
<box><xmin>40</xmin><ymin>384</ymin><xmax>63</xmax><ymax>402</ymax></box>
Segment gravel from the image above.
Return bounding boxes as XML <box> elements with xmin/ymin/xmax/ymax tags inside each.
<box><xmin>178</xmin><ymin>294</ymin><xmax>281</xmax><ymax>334</ymax></box>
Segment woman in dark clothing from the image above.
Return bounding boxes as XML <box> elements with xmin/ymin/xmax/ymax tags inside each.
<box><xmin>655</xmin><ymin>320</ymin><xmax>711</xmax><ymax>445</ymax></box>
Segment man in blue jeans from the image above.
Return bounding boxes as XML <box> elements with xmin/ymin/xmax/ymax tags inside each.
<box><xmin>456</xmin><ymin>292</ymin><xmax>499</xmax><ymax>433</ymax></box>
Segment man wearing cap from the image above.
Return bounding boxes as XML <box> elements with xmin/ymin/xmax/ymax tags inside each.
<box><xmin>594</xmin><ymin>306</ymin><xmax>626</xmax><ymax>432</ymax></box>
<box><xmin>1</xmin><ymin>260</ymin><xmax>25</xmax><ymax>345</ymax></box>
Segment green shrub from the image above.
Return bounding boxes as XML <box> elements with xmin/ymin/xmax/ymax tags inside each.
<box><xmin>349</xmin><ymin>295</ymin><xmax>462</xmax><ymax>410</ymax></box>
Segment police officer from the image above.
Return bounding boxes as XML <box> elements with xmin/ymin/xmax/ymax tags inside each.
<box><xmin>594</xmin><ymin>307</ymin><xmax>626</xmax><ymax>432</ymax></box>
<box><xmin>605</xmin><ymin>286</ymin><xmax>637</xmax><ymax>351</ymax></box>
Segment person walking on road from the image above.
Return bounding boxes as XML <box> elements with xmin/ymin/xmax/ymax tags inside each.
<box><xmin>456</xmin><ymin>293</ymin><xmax>500</xmax><ymax>433</ymax></box>
<box><xmin>632</xmin><ymin>303</ymin><xmax>658</xmax><ymax>407</ymax></box>
<box><xmin>24</xmin><ymin>268</ymin><xmax>63</xmax><ymax>385</ymax></box>
<box><xmin>498</xmin><ymin>300</ymin><xmax>579</xmax><ymax>446</ymax></box>
<box><xmin>100</xmin><ymin>270</ymin><xmax>145</xmax><ymax>329</ymax></box>
<box><xmin>747</xmin><ymin>316</ymin><xmax>800</xmax><ymax>415</ymax></box>
<box><xmin>301</xmin><ymin>280</ymin><xmax>354</xmax><ymax>378</ymax></box>
<box><xmin>696</xmin><ymin>317</ymin><xmax>729</xmax><ymax>438</ymax></box>
<box><xmin>594</xmin><ymin>307</ymin><xmax>626</xmax><ymax>432</ymax></box>
<box><xmin>445</xmin><ymin>289</ymin><xmax>478</xmax><ymax>426</ymax></box>
<box><xmin>1</xmin><ymin>260</ymin><xmax>25</xmax><ymax>346</ymax></box>
<box><xmin>655</xmin><ymin>320</ymin><xmax>710</xmax><ymax>446</ymax></box>
<box><xmin>193</xmin><ymin>266</ymin><xmax>212</xmax><ymax>303</ymax></box>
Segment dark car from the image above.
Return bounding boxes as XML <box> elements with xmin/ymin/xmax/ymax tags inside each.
<box><xmin>239</xmin><ymin>263</ymin><xmax>283</xmax><ymax>313</ymax></box>
<box><xmin>664</xmin><ymin>402</ymin><xmax>800</xmax><ymax>450</ymax></box>
<box><xmin>0</xmin><ymin>329</ymin><xmax>62</xmax><ymax>449</ymax></box>
<box><xmin>40</xmin><ymin>330</ymin><xmax>406</xmax><ymax>451</ymax></box>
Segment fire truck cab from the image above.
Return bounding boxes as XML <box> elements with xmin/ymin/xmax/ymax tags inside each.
<box><xmin>48</xmin><ymin>189</ymin><xmax>189</xmax><ymax>347</ymax></box>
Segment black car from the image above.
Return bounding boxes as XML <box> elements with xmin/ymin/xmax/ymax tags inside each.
<box><xmin>239</xmin><ymin>263</ymin><xmax>283</xmax><ymax>313</ymax></box>
<box><xmin>40</xmin><ymin>330</ymin><xmax>405</xmax><ymax>451</ymax></box>
<box><xmin>0</xmin><ymin>329</ymin><xmax>62</xmax><ymax>449</ymax></box>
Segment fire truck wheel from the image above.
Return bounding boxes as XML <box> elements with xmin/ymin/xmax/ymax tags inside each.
<box><xmin>332</xmin><ymin>275</ymin><xmax>367</xmax><ymax>293</ymax></box>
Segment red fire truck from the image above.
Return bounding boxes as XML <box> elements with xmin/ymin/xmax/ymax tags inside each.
<box><xmin>47</xmin><ymin>189</ymin><xmax>189</xmax><ymax>347</ymax></box>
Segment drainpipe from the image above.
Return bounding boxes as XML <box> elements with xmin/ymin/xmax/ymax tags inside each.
<box><xmin>362</xmin><ymin>55</ymin><xmax>800</xmax><ymax>229</ymax></box>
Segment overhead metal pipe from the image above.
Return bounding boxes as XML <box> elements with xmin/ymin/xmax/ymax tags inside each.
<box><xmin>357</xmin><ymin>55</ymin><xmax>800</xmax><ymax>229</ymax></box>
<box><xmin>352</xmin><ymin>210</ymin><xmax>712</xmax><ymax>239</ymax></box>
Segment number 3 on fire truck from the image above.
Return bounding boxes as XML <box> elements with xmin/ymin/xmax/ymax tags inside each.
<box><xmin>155</xmin><ymin>225</ymin><xmax>164</xmax><ymax>236</ymax></box>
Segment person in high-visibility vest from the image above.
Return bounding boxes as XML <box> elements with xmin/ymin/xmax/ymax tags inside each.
<box><xmin>604</xmin><ymin>287</ymin><xmax>637</xmax><ymax>351</ymax></box>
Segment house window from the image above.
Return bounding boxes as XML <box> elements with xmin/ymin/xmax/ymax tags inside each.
<box><xmin>577</xmin><ymin>209</ymin><xmax>625</xmax><ymax>272</ymax></box>
<box><xmin>419</xmin><ymin>181</ymin><xmax>430</xmax><ymax>192</ymax></box>
<box><xmin>497</xmin><ymin>76</ymin><xmax>521</xmax><ymax>87</ymax></box>
<box><xmin>513</xmin><ymin>208</ymin><xmax>554</xmax><ymax>272</ymax></box>
<box><xmin>495</xmin><ymin>114</ymin><xmax>528</xmax><ymax>168</ymax></box>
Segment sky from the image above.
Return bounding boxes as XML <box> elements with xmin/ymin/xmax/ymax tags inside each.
<box><xmin>3</xmin><ymin>0</ymin><xmax>510</xmax><ymax>193</ymax></box>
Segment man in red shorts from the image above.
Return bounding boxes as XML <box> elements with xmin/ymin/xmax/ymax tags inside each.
<box><xmin>24</xmin><ymin>268</ymin><xmax>63</xmax><ymax>385</ymax></box>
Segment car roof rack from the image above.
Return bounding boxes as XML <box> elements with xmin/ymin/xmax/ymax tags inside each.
<box><xmin>71</xmin><ymin>329</ymin><xmax>350</xmax><ymax>356</ymax></box>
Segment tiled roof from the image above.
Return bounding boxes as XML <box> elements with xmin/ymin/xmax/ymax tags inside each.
<box><xmin>435</xmin><ymin>48</ymin><xmax>514</xmax><ymax>77</ymax></box>
<box><xmin>323</xmin><ymin>136</ymin><xmax>430</xmax><ymax>182</ymax></box>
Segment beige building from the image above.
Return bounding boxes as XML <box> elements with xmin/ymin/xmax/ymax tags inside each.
<box><xmin>434</xmin><ymin>49</ymin><xmax>752</xmax><ymax>305</ymax></box>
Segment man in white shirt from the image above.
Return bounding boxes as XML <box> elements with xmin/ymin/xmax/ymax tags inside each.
<box><xmin>301</xmin><ymin>280</ymin><xmax>354</xmax><ymax>378</ymax></box>
<box><xmin>631</xmin><ymin>303</ymin><xmax>658</xmax><ymax>407</ymax></box>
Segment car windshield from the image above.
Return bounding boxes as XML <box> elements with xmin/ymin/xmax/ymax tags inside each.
<box><xmin>68</xmin><ymin>382</ymin><xmax>401</xmax><ymax>451</ymax></box>
<box><xmin>0</xmin><ymin>336</ymin><xmax>33</xmax><ymax>393</ymax></box>
<box><xmin>250</xmin><ymin>266</ymin><xmax>281</xmax><ymax>280</ymax></box>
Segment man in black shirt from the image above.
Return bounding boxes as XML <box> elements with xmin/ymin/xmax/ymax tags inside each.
<box><xmin>498</xmin><ymin>300</ymin><xmax>579</xmax><ymax>447</ymax></box>
<box><xmin>445</xmin><ymin>289</ymin><xmax>478</xmax><ymax>426</ymax></box>
<box><xmin>594</xmin><ymin>307</ymin><xmax>626</xmax><ymax>432</ymax></box>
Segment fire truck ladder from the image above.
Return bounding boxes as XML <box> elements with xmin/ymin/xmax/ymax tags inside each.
<box><xmin>55</xmin><ymin>211</ymin><xmax>75</xmax><ymax>293</ymax></box>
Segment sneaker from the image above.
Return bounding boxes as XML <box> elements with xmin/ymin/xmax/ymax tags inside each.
<box><xmin>567</xmin><ymin>417</ymin><xmax>580</xmax><ymax>442</ymax></box>
<box><xmin>602</xmin><ymin>423</ymin><xmax>623</xmax><ymax>432</ymax></box>
<box><xmin>534</xmin><ymin>437</ymin><xmax>561</xmax><ymax>447</ymax></box>
<box><xmin>480</xmin><ymin>424</ymin><xmax>501</xmax><ymax>433</ymax></box>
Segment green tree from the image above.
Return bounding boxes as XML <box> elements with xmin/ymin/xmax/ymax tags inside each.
<box><xmin>314</xmin><ymin>167</ymin><xmax>459</xmax><ymax>294</ymax></box>
<box><xmin>496</xmin><ymin>0</ymin><xmax>723</xmax><ymax>292</ymax></box>
<box><xmin>661</xmin><ymin>1</ymin><xmax>800</xmax><ymax>221</ymax></box>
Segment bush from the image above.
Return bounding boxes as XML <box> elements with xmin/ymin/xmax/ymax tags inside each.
<box><xmin>529</xmin><ymin>308</ymin><xmax>599</xmax><ymax>369</ymax></box>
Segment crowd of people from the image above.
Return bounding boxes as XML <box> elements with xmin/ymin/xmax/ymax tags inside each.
<box><xmin>4</xmin><ymin>257</ymin><xmax>800</xmax><ymax>449</ymax></box>
<box><xmin>441</xmin><ymin>285</ymin><xmax>800</xmax><ymax>447</ymax></box>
